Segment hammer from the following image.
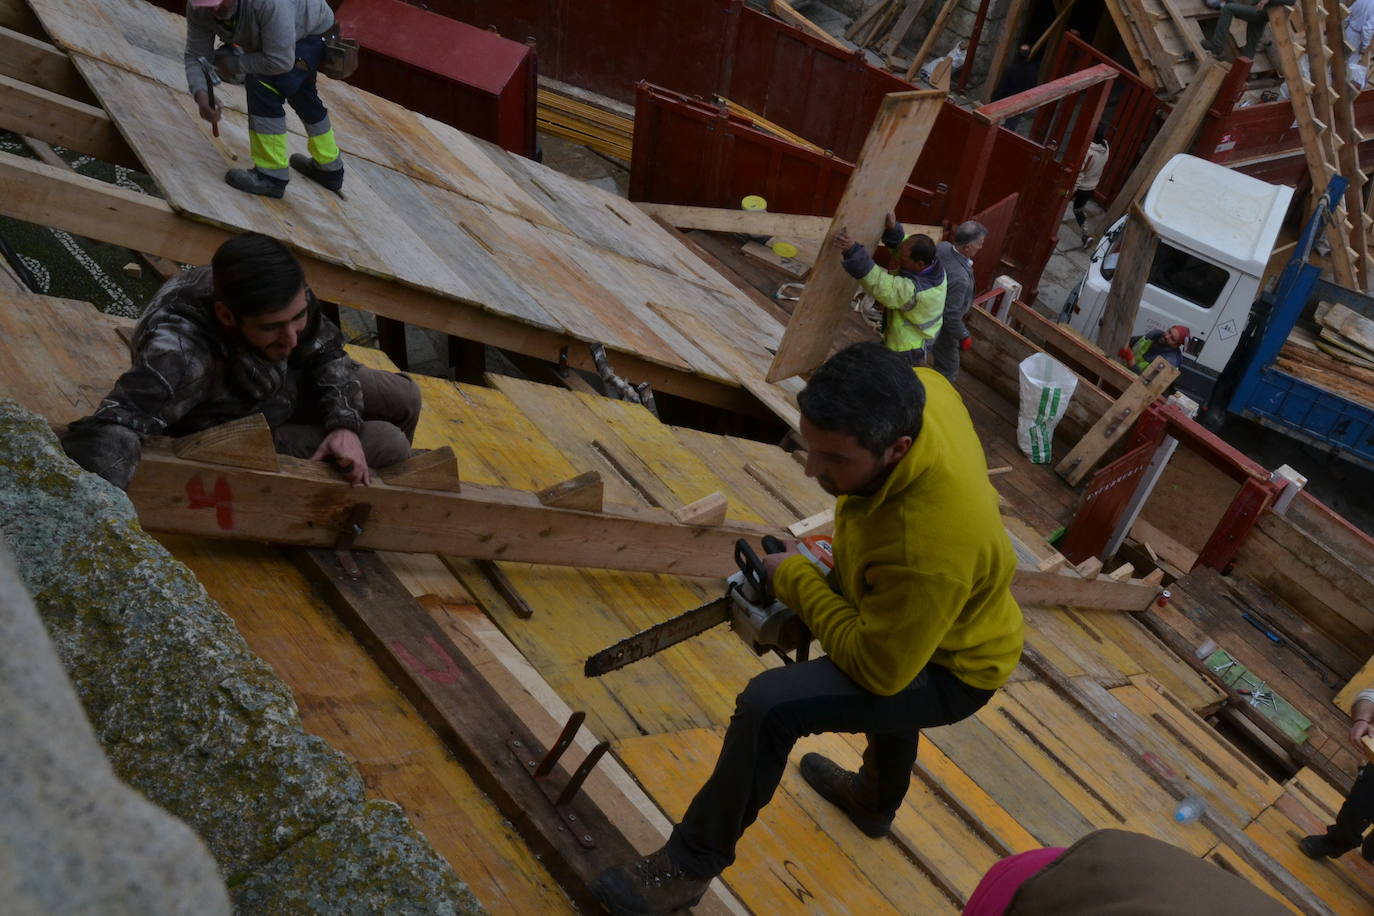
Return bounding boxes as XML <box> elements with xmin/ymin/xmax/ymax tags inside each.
<box><xmin>197</xmin><ymin>55</ymin><xmax>221</xmax><ymax>137</ymax></box>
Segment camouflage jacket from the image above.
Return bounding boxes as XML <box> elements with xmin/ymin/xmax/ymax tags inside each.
<box><xmin>62</xmin><ymin>266</ymin><xmax>363</xmax><ymax>489</ymax></box>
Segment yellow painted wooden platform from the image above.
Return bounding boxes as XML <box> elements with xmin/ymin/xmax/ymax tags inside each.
<box><xmin>20</xmin><ymin>0</ymin><xmax>804</xmax><ymax>423</ymax></box>
<box><xmin>4</xmin><ymin>289</ymin><xmax>1372</xmax><ymax>913</ymax></box>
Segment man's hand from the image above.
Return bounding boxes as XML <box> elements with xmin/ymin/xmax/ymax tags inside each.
<box><xmin>832</xmin><ymin>229</ymin><xmax>855</xmax><ymax>252</ymax></box>
<box><xmin>762</xmin><ymin>540</ymin><xmax>799</xmax><ymax>586</ymax></box>
<box><xmin>311</xmin><ymin>428</ymin><xmax>371</xmax><ymax>486</ymax></box>
<box><xmin>884</xmin><ymin>211</ymin><xmax>898</xmax><ymax>231</ymax></box>
<box><xmin>193</xmin><ymin>90</ymin><xmax>223</xmax><ymax>126</ymax></box>
<box><xmin>1352</xmin><ymin>718</ymin><xmax>1373</xmax><ymax>754</ymax></box>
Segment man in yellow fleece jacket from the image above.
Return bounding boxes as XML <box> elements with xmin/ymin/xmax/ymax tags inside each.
<box><xmin>590</xmin><ymin>343</ymin><xmax>1024</xmax><ymax>916</ymax></box>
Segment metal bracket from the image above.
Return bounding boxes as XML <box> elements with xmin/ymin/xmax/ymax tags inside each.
<box><xmin>507</xmin><ymin>710</ymin><xmax>610</xmax><ymax>849</ymax></box>
<box><xmin>333</xmin><ymin>503</ymin><xmax>371</xmax><ymax>580</ymax></box>
<box><xmin>556</xmin><ymin>345</ymin><xmax>571</xmax><ymax>378</ymax></box>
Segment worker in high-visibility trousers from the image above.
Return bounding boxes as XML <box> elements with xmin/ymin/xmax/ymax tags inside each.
<box><xmin>184</xmin><ymin>0</ymin><xmax>345</xmax><ymax>199</ymax></box>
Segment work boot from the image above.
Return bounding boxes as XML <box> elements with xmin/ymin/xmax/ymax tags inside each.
<box><xmin>799</xmin><ymin>752</ymin><xmax>893</xmax><ymax>839</ymax></box>
<box><xmin>225</xmin><ymin>168</ymin><xmax>286</xmax><ymax>199</ymax></box>
<box><xmin>588</xmin><ymin>847</ymin><xmax>710</xmax><ymax>916</ymax></box>
<box><xmin>1299</xmin><ymin>834</ymin><xmax>1353</xmax><ymax>859</ymax></box>
<box><xmin>290</xmin><ymin>153</ymin><xmax>344</xmax><ymax>194</ymax></box>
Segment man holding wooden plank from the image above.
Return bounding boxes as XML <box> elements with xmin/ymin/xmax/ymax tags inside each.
<box><xmin>590</xmin><ymin>344</ymin><xmax>1023</xmax><ymax>915</ymax></box>
<box><xmin>1299</xmin><ymin>686</ymin><xmax>1374</xmax><ymax>862</ymax></box>
<box><xmin>61</xmin><ymin>233</ymin><xmax>420</xmax><ymax>489</ymax></box>
<box><xmin>833</xmin><ymin>213</ymin><xmax>947</xmax><ymax>367</ymax></box>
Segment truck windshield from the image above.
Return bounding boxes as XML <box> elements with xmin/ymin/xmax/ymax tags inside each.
<box><xmin>1101</xmin><ymin>240</ymin><xmax>1230</xmax><ymax>309</ymax></box>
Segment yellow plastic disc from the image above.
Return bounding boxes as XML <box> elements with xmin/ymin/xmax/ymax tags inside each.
<box><xmin>741</xmin><ymin>195</ymin><xmax>767</xmax><ymax>211</ymax></box>
<box><xmin>771</xmin><ymin>241</ymin><xmax>799</xmax><ymax>259</ymax></box>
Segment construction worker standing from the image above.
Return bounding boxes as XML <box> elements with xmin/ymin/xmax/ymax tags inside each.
<box><xmin>931</xmin><ymin>220</ymin><xmax>988</xmax><ymax>383</ymax></box>
<box><xmin>590</xmin><ymin>343</ymin><xmax>1023</xmax><ymax>916</ymax></box>
<box><xmin>833</xmin><ymin>213</ymin><xmax>947</xmax><ymax>367</ymax></box>
<box><xmin>185</xmin><ymin>0</ymin><xmax>345</xmax><ymax>198</ymax></box>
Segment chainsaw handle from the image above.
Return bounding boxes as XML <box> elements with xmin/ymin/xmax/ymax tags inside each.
<box><xmin>734</xmin><ymin>538</ymin><xmax>770</xmax><ymax>601</ymax></box>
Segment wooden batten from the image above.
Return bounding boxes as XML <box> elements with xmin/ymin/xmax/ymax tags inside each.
<box><xmin>788</xmin><ymin>508</ymin><xmax>835</xmax><ymax>538</ymax></box>
<box><xmin>1012</xmin><ymin>567</ymin><xmax>1158</xmax><ymax>612</ymax></box>
<box><xmin>379</xmin><ymin>446</ymin><xmax>461</xmax><ymax>492</ymax></box>
<box><xmin>1055</xmin><ymin>357</ymin><xmax>1178</xmax><ymax>486</ymax></box>
<box><xmin>171</xmin><ymin>414</ymin><xmax>279</xmax><ymax>471</ymax></box>
<box><xmin>535</xmin><ymin>470</ymin><xmax>604</xmax><ymax>512</ymax></box>
<box><xmin>672</xmin><ymin>491</ymin><xmax>729</xmax><ymax>527</ymax></box>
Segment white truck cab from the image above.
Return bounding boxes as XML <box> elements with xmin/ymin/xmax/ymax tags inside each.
<box><xmin>1061</xmin><ymin>154</ymin><xmax>1294</xmax><ymax>398</ymax></box>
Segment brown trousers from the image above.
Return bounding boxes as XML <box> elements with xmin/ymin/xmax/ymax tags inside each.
<box><xmin>273</xmin><ymin>366</ymin><xmax>421</xmax><ymax>469</ymax></box>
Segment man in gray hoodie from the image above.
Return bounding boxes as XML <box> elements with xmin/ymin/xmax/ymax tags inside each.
<box><xmin>185</xmin><ymin>0</ymin><xmax>344</xmax><ymax>198</ymax></box>
<box><xmin>931</xmin><ymin>220</ymin><xmax>986</xmax><ymax>383</ymax></box>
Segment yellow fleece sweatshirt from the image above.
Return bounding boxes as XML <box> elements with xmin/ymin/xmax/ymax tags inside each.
<box><xmin>773</xmin><ymin>369</ymin><xmax>1023</xmax><ymax>695</ymax></box>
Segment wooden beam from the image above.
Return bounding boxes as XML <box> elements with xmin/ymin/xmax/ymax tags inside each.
<box><xmin>1011</xmin><ymin>567</ymin><xmax>1160</xmax><ymax>611</ymax></box>
<box><xmin>126</xmin><ymin>448</ymin><xmax>774</xmax><ymax>578</ymax></box>
<box><xmin>787</xmin><ymin>508</ymin><xmax>834</xmax><ymax>538</ymax></box>
<box><xmin>905</xmin><ymin>0</ymin><xmax>961</xmax><ymax>80</ymax></box>
<box><xmin>974</xmin><ymin>63</ymin><xmax>1116</xmax><ymax>125</ymax></box>
<box><xmin>1055</xmin><ymin>356</ymin><xmax>1179</xmax><ymax>485</ymax></box>
<box><xmin>0</xmin><ymin>0</ymin><xmax>41</xmax><ymax>36</ymax></box>
<box><xmin>879</xmin><ymin>0</ymin><xmax>929</xmax><ymax>58</ymax></box>
<box><xmin>766</xmin><ymin>89</ymin><xmax>945</xmax><ymax>381</ymax></box>
<box><xmin>770</xmin><ymin>0</ymin><xmax>850</xmax><ymax>52</ymax></box>
<box><xmin>1116</xmin><ymin>0</ymin><xmax>1184</xmax><ymax>95</ymax></box>
<box><xmin>536</xmin><ymin>471</ymin><xmax>604</xmax><ymax>512</ymax></box>
<box><xmin>0</xmin><ymin>74</ymin><xmax>139</xmax><ymax>169</ymax></box>
<box><xmin>1103</xmin><ymin>57</ymin><xmax>1230</xmax><ymax>227</ymax></box>
<box><xmin>1095</xmin><ymin>203</ymin><xmax>1159</xmax><ymax>358</ymax></box>
<box><xmin>1101</xmin><ymin>0</ymin><xmax>1158</xmax><ymax>90</ymax></box>
<box><xmin>0</xmin><ymin>152</ymin><xmax>765</xmax><ymax>417</ymax></box>
<box><xmin>846</xmin><ymin>0</ymin><xmax>893</xmax><ymax>41</ymax></box>
<box><xmin>0</xmin><ymin>24</ymin><xmax>93</xmax><ymax>102</ymax></box>
<box><xmin>292</xmin><ymin>549</ymin><xmax>639</xmax><ymax>911</ymax></box>
<box><xmin>636</xmin><ymin>203</ymin><xmax>833</xmax><ymax>243</ymax></box>
<box><xmin>979</xmin><ymin>0</ymin><xmax>1030</xmax><ymax>103</ymax></box>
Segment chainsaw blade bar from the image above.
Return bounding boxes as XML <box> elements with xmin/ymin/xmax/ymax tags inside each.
<box><xmin>584</xmin><ymin>596</ymin><xmax>732</xmax><ymax>677</ymax></box>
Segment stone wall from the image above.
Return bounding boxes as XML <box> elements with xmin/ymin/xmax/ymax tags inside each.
<box><xmin>0</xmin><ymin>399</ymin><xmax>485</xmax><ymax>915</ymax></box>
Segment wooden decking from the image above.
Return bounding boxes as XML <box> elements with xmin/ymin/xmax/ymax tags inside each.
<box><xmin>4</xmin><ymin>288</ymin><xmax>1372</xmax><ymax>913</ymax></box>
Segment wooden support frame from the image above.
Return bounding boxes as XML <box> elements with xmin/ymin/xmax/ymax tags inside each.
<box><xmin>0</xmin><ymin>73</ymin><xmax>138</xmax><ymax>169</ymax></box>
<box><xmin>1055</xmin><ymin>356</ymin><xmax>1179</xmax><ymax>485</ymax></box>
<box><xmin>973</xmin><ymin>63</ymin><xmax>1116</xmax><ymax>125</ymax></box>
<box><xmin>1096</xmin><ymin>203</ymin><xmax>1159</xmax><ymax>358</ymax></box>
<box><xmin>905</xmin><ymin>0</ymin><xmax>961</xmax><ymax>80</ymax></box>
<box><xmin>124</xmin><ymin>447</ymin><xmax>776</xmax><ymax>579</ymax></box>
<box><xmin>766</xmin><ymin>89</ymin><xmax>945</xmax><ymax>382</ymax></box>
<box><xmin>635</xmin><ymin>203</ymin><xmax>832</xmax><ymax>244</ymax></box>
<box><xmin>0</xmin><ymin>152</ymin><xmax>767</xmax><ymax>417</ymax></box>
<box><xmin>1012</xmin><ymin>567</ymin><xmax>1161</xmax><ymax>611</ymax></box>
<box><xmin>0</xmin><ymin>24</ymin><xmax>93</xmax><ymax>102</ymax></box>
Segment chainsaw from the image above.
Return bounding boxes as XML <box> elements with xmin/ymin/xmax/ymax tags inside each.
<box><xmin>583</xmin><ymin>535</ymin><xmax>834</xmax><ymax>677</ymax></box>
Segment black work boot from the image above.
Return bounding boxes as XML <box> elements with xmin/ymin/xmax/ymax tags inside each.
<box><xmin>800</xmin><ymin>752</ymin><xmax>894</xmax><ymax>839</ymax></box>
<box><xmin>1299</xmin><ymin>834</ymin><xmax>1353</xmax><ymax>860</ymax></box>
<box><xmin>589</xmin><ymin>847</ymin><xmax>710</xmax><ymax>916</ymax></box>
<box><xmin>290</xmin><ymin>153</ymin><xmax>344</xmax><ymax>194</ymax></box>
<box><xmin>225</xmin><ymin>168</ymin><xmax>286</xmax><ymax>198</ymax></box>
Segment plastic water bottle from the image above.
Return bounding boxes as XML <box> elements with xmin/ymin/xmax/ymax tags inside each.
<box><xmin>1174</xmin><ymin>795</ymin><xmax>1206</xmax><ymax>824</ymax></box>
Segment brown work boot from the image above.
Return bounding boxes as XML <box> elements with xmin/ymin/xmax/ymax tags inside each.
<box><xmin>800</xmin><ymin>752</ymin><xmax>893</xmax><ymax>838</ymax></box>
<box><xmin>588</xmin><ymin>846</ymin><xmax>709</xmax><ymax>915</ymax></box>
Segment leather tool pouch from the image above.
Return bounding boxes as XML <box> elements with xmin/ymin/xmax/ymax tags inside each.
<box><xmin>320</xmin><ymin>25</ymin><xmax>359</xmax><ymax>80</ymax></box>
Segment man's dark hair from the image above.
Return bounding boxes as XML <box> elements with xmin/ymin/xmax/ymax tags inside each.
<box><xmin>211</xmin><ymin>232</ymin><xmax>306</xmax><ymax>318</ymax></box>
<box><xmin>899</xmin><ymin>233</ymin><xmax>937</xmax><ymax>269</ymax></box>
<box><xmin>798</xmin><ymin>343</ymin><xmax>925</xmax><ymax>455</ymax></box>
<box><xmin>1093</xmin><ymin>126</ymin><xmax>1108</xmax><ymax>146</ymax></box>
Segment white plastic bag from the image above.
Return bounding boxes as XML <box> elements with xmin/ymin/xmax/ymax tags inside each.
<box><xmin>921</xmin><ymin>42</ymin><xmax>966</xmax><ymax>82</ymax></box>
<box><xmin>1016</xmin><ymin>354</ymin><xmax>1077</xmax><ymax>464</ymax></box>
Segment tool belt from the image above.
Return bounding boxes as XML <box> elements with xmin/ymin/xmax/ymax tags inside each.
<box><xmin>320</xmin><ymin>24</ymin><xmax>359</xmax><ymax>80</ymax></box>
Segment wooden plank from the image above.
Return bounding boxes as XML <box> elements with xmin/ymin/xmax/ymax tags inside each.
<box><xmin>0</xmin><ymin>152</ymin><xmax>766</xmax><ymax>417</ymax></box>
<box><xmin>1103</xmin><ymin>56</ymin><xmax>1229</xmax><ymax>227</ymax></box>
<box><xmin>124</xmin><ymin>448</ymin><xmax>779</xmax><ymax>579</ymax></box>
<box><xmin>379</xmin><ymin>446</ymin><xmax>462</xmax><ymax>492</ymax></box>
<box><xmin>0</xmin><ymin>72</ymin><xmax>137</xmax><ymax>168</ymax></box>
<box><xmin>636</xmin><ymin>203</ymin><xmax>833</xmax><ymax>244</ymax></box>
<box><xmin>0</xmin><ymin>24</ymin><xmax>93</xmax><ymax>102</ymax></box>
<box><xmin>1013</xmin><ymin>567</ymin><xmax>1160</xmax><ymax>611</ymax></box>
<box><xmin>769</xmin><ymin>0</ymin><xmax>850</xmax><ymax>52</ymax></box>
<box><xmin>1096</xmin><ymin>204</ymin><xmax>1160</xmax><ymax>358</ymax></box>
<box><xmin>1156</xmin><ymin>0</ymin><xmax>1208</xmax><ymax>70</ymax></box>
<box><xmin>292</xmin><ymin>549</ymin><xmax>638</xmax><ymax>910</ymax></box>
<box><xmin>1116</xmin><ymin>0</ymin><xmax>1184</xmax><ymax>95</ymax></box>
<box><xmin>536</xmin><ymin>471</ymin><xmax>605</xmax><ymax>513</ymax></box>
<box><xmin>1055</xmin><ymin>357</ymin><xmax>1179</xmax><ymax>485</ymax></box>
<box><xmin>671</xmin><ymin>491</ymin><xmax>729</xmax><ymax>526</ymax></box>
<box><xmin>1101</xmin><ymin>0</ymin><xmax>1159</xmax><ymax>90</ymax></box>
<box><xmin>767</xmin><ymin>89</ymin><xmax>946</xmax><ymax>381</ymax></box>
<box><xmin>978</xmin><ymin>0</ymin><xmax>1028</xmax><ymax>102</ymax></box>
<box><xmin>169</xmin><ymin>413</ymin><xmax>279</xmax><ymax>471</ymax></box>
<box><xmin>974</xmin><ymin>64</ymin><xmax>1117</xmax><ymax>125</ymax></box>
<box><xmin>878</xmin><ymin>0</ymin><xmax>929</xmax><ymax>58</ymax></box>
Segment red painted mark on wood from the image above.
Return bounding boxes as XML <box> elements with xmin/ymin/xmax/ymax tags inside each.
<box><xmin>185</xmin><ymin>476</ymin><xmax>234</xmax><ymax>530</ymax></box>
<box><xmin>391</xmin><ymin>636</ymin><xmax>462</xmax><ymax>684</ymax></box>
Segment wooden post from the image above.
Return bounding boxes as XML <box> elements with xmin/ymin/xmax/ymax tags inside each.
<box><xmin>1097</xmin><ymin>203</ymin><xmax>1159</xmax><ymax>358</ymax></box>
<box><xmin>879</xmin><ymin>0</ymin><xmax>930</xmax><ymax>58</ymax></box>
<box><xmin>765</xmin><ymin>89</ymin><xmax>946</xmax><ymax>382</ymax></box>
<box><xmin>905</xmin><ymin>0</ymin><xmax>961</xmax><ymax>80</ymax></box>
<box><xmin>957</xmin><ymin>0</ymin><xmax>994</xmax><ymax>93</ymax></box>
<box><xmin>1102</xmin><ymin>57</ymin><xmax>1230</xmax><ymax>229</ymax></box>
<box><xmin>980</xmin><ymin>0</ymin><xmax>1030</xmax><ymax>102</ymax></box>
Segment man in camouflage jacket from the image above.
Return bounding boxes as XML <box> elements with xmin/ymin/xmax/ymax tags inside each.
<box><xmin>62</xmin><ymin>232</ymin><xmax>420</xmax><ymax>490</ymax></box>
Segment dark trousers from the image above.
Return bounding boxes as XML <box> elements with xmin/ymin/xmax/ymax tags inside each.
<box><xmin>932</xmin><ymin>327</ymin><xmax>962</xmax><ymax>381</ymax></box>
<box><xmin>1210</xmin><ymin>3</ymin><xmax>1273</xmax><ymax>58</ymax></box>
<box><xmin>274</xmin><ymin>365</ymin><xmax>421</xmax><ymax>469</ymax></box>
<box><xmin>1324</xmin><ymin>764</ymin><xmax>1374</xmax><ymax>853</ymax></box>
<box><xmin>665</xmin><ymin>660</ymin><xmax>994</xmax><ymax>878</ymax></box>
<box><xmin>1072</xmin><ymin>188</ymin><xmax>1094</xmax><ymax>230</ymax></box>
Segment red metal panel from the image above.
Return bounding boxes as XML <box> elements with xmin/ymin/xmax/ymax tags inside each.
<box><xmin>1059</xmin><ymin>440</ymin><xmax>1161</xmax><ymax>564</ymax></box>
<box><xmin>1196</xmin><ymin>477</ymin><xmax>1277</xmax><ymax>572</ymax></box>
<box><xmin>968</xmin><ymin>193</ymin><xmax>1018</xmax><ymax>293</ymax></box>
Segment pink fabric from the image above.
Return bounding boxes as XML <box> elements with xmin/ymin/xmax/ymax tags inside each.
<box><xmin>962</xmin><ymin>848</ymin><xmax>1066</xmax><ymax>916</ymax></box>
